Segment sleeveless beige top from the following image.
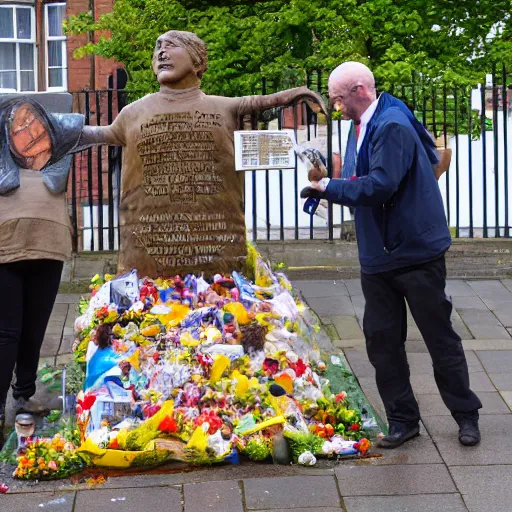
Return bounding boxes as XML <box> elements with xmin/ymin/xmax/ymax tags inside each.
<box><xmin>0</xmin><ymin>169</ymin><xmax>72</xmax><ymax>264</ymax></box>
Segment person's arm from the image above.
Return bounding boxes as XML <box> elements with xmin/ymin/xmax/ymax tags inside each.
<box><xmin>236</xmin><ymin>86</ymin><xmax>327</xmax><ymax>117</ymax></box>
<box><xmin>302</xmin><ymin>122</ymin><xmax>414</xmax><ymax>207</ymax></box>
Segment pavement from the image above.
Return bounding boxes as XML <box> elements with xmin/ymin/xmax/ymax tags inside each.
<box><xmin>2</xmin><ymin>279</ymin><xmax>512</xmax><ymax>511</ymax></box>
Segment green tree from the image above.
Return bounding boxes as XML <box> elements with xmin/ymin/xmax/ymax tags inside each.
<box><xmin>65</xmin><ymin>0</ymin><xmax>512</xmax><ymax>97</ymax></box>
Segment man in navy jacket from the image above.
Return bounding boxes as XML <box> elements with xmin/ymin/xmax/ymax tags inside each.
<box><xmin>302</xmin><ymin>62</ymin><xmax>481</xmax><ymax>448</ymax></box>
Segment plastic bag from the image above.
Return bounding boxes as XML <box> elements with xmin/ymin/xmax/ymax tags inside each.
<box><xmin>110</xmin><ymin>270</ymin><xmax>140</xmax><ymax>308</ymax></box>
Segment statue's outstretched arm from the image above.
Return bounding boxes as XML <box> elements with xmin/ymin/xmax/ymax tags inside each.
<box><xmin>236</xmin><ymin>86</ymin><xmax>327</xmax><ymax>117</ymax></box>
<box><xmin>74</xmin><ymin>124</ymin><xmax>126</xmax><ymax>152</ymax></box>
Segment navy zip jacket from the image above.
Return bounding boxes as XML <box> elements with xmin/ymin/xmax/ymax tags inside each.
<box><xmin>324</xmin><ymin>93</ymin><xmax>451</xmax><ymax>274</ymax></box>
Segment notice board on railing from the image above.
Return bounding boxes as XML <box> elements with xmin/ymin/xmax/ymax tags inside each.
<box><xmin>234</xmin><ymin>130</ymin><xmax>296</xmax><ymax>171</ymax></box>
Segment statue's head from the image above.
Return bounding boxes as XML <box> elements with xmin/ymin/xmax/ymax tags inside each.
<box><xmin>152</xmin><ymin>30</ymin><xmax>208</xmax><ymax>88</ymax></box>
<box><xmin>3</xmin><ymin>98</ymin><xmax>52</xmax><ymax>171</ymax></box>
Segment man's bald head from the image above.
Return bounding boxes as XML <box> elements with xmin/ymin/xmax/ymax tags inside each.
<box><xmin>328</xmin><ymin>62</ymin><xmax>377</xmax><ymax>122</ymax></box>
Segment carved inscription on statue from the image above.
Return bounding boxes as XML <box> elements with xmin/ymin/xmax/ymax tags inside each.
<box><xmin>134</xmin><ymin>112</ymin><xmax>244</xmax><ymax>270</ymax></box>
<box><xmin>134</xmin><ymin>211</ymin><xmax>244</xmax><ymax>269</ymax></box>
<box><xmin>138</xmin><ymin>112</ymin><xmax>224</xmax><ymax>202</ymax></box>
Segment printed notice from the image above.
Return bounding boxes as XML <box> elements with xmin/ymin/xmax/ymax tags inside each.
<box><xmin>234</xmin><ymin>130</ymin><xmax>296</xmax><ymax>171</ymax></box>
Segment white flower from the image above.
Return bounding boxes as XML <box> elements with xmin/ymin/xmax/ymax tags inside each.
<box><xmin>431</xmin><ymin>24</ymin><xmax>441</xmax><ymax>32</ymax></box>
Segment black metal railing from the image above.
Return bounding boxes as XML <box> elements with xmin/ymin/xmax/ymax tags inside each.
<box><xmin>69</xmin><ymin>89</ymin><xmax>128</xmax><ymax>251</ymax></box>
<box><xmin>69</xmin><ymin>68</ymin><xmax>512</xmax><ymax>251</ymax></box>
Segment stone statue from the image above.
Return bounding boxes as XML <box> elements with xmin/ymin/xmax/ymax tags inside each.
<box><xmin>75</xmin><ymin>30</ymin><xmax>326</xmax><ymax>277</ymax></box>
<box><xmin>0</xmin><ymin>98</ymin><xmax>83</xmax><ymax>195</ymax></box>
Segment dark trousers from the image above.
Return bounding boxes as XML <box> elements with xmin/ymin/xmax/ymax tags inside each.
<box><xmin>361</xmin><ymin>255</ymin><xmax>482</xmax><ymax>426</ymax></box>
<box><xmin>0</xmin><ymin>259</ymin><xmax>63</xmax><ymax>405</ymax></box>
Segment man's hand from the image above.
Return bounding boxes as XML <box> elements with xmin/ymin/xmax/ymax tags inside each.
<box><xmin>300</xmin><ymin>179</ymin><xmax>329</xmax><ymax>199</ymax></box>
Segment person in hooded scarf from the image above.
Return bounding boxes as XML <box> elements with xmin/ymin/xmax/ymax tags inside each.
<box><xmin>301</xmin><ymin>62</ymin><xmax>482</xmax><ymax>449</ymax></box>
<box><xmin>0</xmin><ymin>97</ymin><xmax>84</xmax><ymax>441</ymax></box>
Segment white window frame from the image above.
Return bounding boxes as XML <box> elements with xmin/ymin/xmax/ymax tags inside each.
<box><xmin>45</xmin><ymin>2</ymin><xmax>67</xmax><ymax>92</ymax></box>
<box><xmin>0</xmin><ymin>4</ymin><xmax>37</xmax><ymax>93</ymax></box>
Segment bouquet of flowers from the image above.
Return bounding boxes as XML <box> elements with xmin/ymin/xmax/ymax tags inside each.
<box><xmin>14</xmin><ymin>433</ymin><xmax>85</xmax><ymax>480</ymax></box>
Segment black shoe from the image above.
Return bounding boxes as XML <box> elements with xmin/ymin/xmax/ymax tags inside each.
<box><xmin>454</xmin><ymin>411</ymin><xmax>480</xmax><ymax>446</ymax></box>
<box><xmin>13</xmin><ymin>397</ymin><xmax>46</xmax><ymax>415</ymax></box>
<box><xmin>377</xmin><ymin>423</ymin><xmax>420</xmax><ymax>449</ymax></box>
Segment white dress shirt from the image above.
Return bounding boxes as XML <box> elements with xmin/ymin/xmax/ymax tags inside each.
<box><xmin>356</xmin><ymin>96</ymin><xmax>380</xmax><ymax>153</ymax></box>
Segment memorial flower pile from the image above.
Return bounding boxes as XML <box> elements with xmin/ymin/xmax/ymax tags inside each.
<box><xmin>14</xmin><ymin>252</ymin><xmax>374</xmax><ymax>479</ymax></box>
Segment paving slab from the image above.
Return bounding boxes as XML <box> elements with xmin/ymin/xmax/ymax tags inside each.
<box><xmin>356</xmin><ymin>422</ymin><xmax>443</xmax><ymax>465</ymax></box>
<box><xmin>499</xmin><ymin>391</ymin><xmax>512</xmax><ymax>410</ymax></box>
<box><xmin>475</xmin><ymin>293</ymin><xmax>512</xmax><ymax>311</ymax></box>
<box><xmin>405</xmin><ymin>325</ymin><xmax>423</xmax><ymax>341</ymax></box>
<box><xmin>489</xmin><ymin>373</ymin><xmax>512</xmax><ymax>391</ymax></box>
<box><xmin>502</xmin><ymin>279</ymin><xmax>512</xmax><ymax>293</ymax></box>
<box><xmin>344</xmin><ymin>349</ymin><xmax>374</xmax><ymax>378</ymax></box>
<box><xmin>58</xmin><ymin>334</ymin><xmax>75</xmax><ymax>356</ymax></box>
<box><xmin>462</xmin><ymin>494</ymin><xmax>512</xmax><ymax>511</ymax></box>
<box><xmin>418</xmin><ymin>391</ymin><xmax>510</xmax><ymax>416</ymax></box>
<box><xmin>258</xmin><ymin>509</ymin><xmax>343</xmax><ymax>512</ymax></box>
<box><xmin>305</xmin><ymin>296</ymin><xmax>355</xmax><ymax>318</ymax></box>
<box><xmin>461</xmin><ymin>350</ymin><xmax>485</xmax><ymax>371</ymax></box>
<box><xmin>292</xmin><ymin>280</ymin><xmax>350</xmax><ymax>299</ymax></box>
<box><xmin>347</xmin><ymin>350</ymin><xmax>482</xmax><ymax>378</ymax></box>
<box><xmin>343</xmin><ymin>494</ymin><xmax>468</xmax><ymax>512</ymax></box>
<box><xmin>475</xmin><ymin>350</ymin><xmax>512</xmax><ymax>373</ymax></box>
<box><xmin>446</xmin><ymin>280</ymin><xmax>478</xmax><ymax>297</ymax></box>
<box><xmin>343</xmin><ymin>279</ymin><xmax>363</xmax><ymax>296</ymax></box>
<box><xmin>467</xmin><ymin>280</ymin><xmax>512</xmax><ymax>298</ymax></box>
<box><xmin>404</xmin><ymin>352</ymin><xmax>436</xmax><ymax>374</ymax></box>
<box><xmin>45</xmin><ymin>320</ymin><xmax>65</xmax><ymax>336</ymax></box>
<box><xmin>101</xmin><ymin>464</ymin><xmax>334</xmax><ymax>489</ymax></box>
<box><xmin>184</xmin><ymin>480</ymin><xmax>243</xmax><ymax>512</ymax></box>
<box><xmin>74</xmin><ymin>486</ymin><xmax>183</xmax><ymax>512</ymax></box>
<box><xmin>354</xmin><ymin>376</ymin><xmax>386</xmax><ymax>421</ymax></box>
<box><xmin>55</xmin><ymin>293</ymin><xmax>84</xmax><ymax>304</ymax></box>
<box><xmin>65</xmin><ymin>308</ymin><xmax>77</xmax><ymax>329</ymax></box>
<box><xmin>410</xmin><ymin>371</ymin><xmax>496</xmax><ymax>394</ymax></box>
<box><xmin>422</xmin><ymin>414</ymin><xmax>512</xmax><ymax>466</ymax></box>
<box><xmin>451</xmin><ymin>296</ymin><xmax>488</xmax><ymax>310</ymax></box>
<box><xmin>0</xmin><ymin>492</ymin><xmax>75</xmax><ymax>511</ymax></box>
<box><xmin>40</xmin><ymin>334</ymin><xmax>62</xmax><ymax>358</ymax></box>
<box><xmin>337</xmin><ymin>292</ymin><xmax>474</xmax><ymax>341</ymax></box>
<box><xmin>328</xmin><ymin>315</ymin><xmax>363</xmax><ymax>339</ymax></box>
<box><xmin>333</xmin><ymin>339</ymin><xmax>366</xmax><ymax>349</ymax></box>
<box><xmin>243</xmin><ymin>476</ymin><xmax>340</xmax><ymax>510</ymax></box>
<box><xmin>349</xmin><ymin>295</ymin><xmax>365</xmax><ymax>325</ymax></box>
<box><xmin>335</xmin><ymin>464</ymin><xmax>457</xmax><ymax>496</ymax></box>
<box><xmin>405</xmin><ymin>340</ymin><xmax>430</xmax><ymax>353</ymax></box>
<box><xmin>462</xmin><ymin>339</ymin><xmax>512</xmax><ymax>350</ymax></box>
<box><xmin>457</xmin><ymin>309</ymin><xmax>511</xmax><ymax>339</ymax></box>
<box><xmin>491</xmin><ymin>307</ymin><xmax>512</xmax><ymax>328</ymax></box>
<box><xmin>49</xmin><ymin>303</ymin><xmax>69</xmax><ymax>316</ymax></box>
<box><xmin>451</xmin><ymin>310</ymin><xmax>474</xmax><ymax>340</ymax></box>
<box><xmin>450</xmin><ymin>465</ymin><xmax>512</xmax><ymax>512</ymax></box>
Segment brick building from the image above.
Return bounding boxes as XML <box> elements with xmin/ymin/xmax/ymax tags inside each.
<box><xmin>0</xmin><ymin>0</ymin><xmax>121</xmax><ymax>93</ymax></box>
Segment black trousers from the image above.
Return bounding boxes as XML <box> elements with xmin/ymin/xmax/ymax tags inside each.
<box><xmin>0</xmin><ymin>259</ymin><xmax>63</xmax><ymax>405</ymax></box>
<box><xmin>361</xmin><ymin>255</ymin><xmax>482</xmax><ymax>426</ymax></box>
